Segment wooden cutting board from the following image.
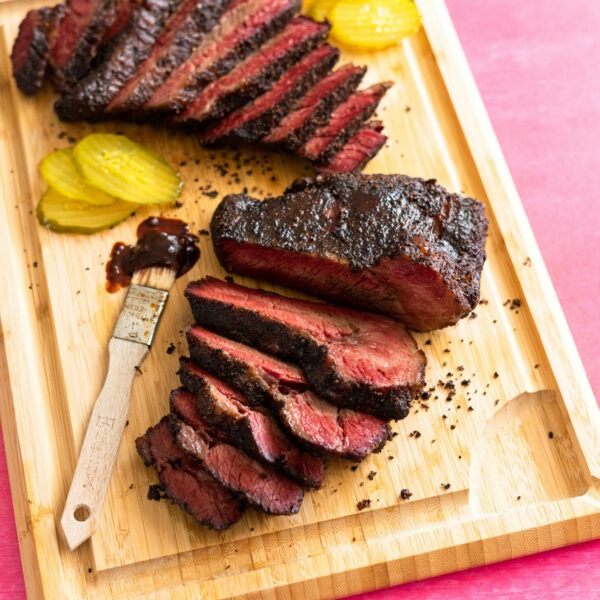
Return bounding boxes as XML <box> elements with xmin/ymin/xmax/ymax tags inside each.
<box><xmin>1</xmin><ymin>1</ymin><xmax>600</xmax><ymax>598</ymax></box>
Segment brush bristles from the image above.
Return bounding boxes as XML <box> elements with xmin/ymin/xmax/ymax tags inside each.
<box><xmin>131</xmin><ymin>266</ymin><xmax>177</xmax><ymax>291</ymax></box>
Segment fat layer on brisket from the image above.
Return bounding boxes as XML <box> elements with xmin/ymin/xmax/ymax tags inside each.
<box><xmin>136</xmin><ymin>416</ymin><xmax>244</xmax><ymax>529</ymax></box>
<box><xmin>211</xmin><ymin>173</ymin><xmax>489</xmax><ymax>330</ymax></box>
<box><xmin>185</xmin><ymin>278</ymin><xmax>426</xmax><ymax>420</ymax></box>
<box><xmin>178</xmin><ymin>357</ymin><xmax>326</xmax><ymax>487</ymax></box>
<box><xmin>170</xmin><ymin>387</ymin><xmax>304</xmax><ymax>514</ymax></box>
<box><xmin>186</xmin><ymin>325</ymin><xmax>390</xmax><ymax>460</ymax></box>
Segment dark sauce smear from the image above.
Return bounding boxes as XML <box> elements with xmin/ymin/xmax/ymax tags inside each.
<box><xmin>106</xmin><ymin>217</ymin><xmax>200</xmax><ymax>293</ymax></box>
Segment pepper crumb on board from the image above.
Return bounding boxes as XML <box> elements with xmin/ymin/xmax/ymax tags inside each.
<box><xmin>548</xmin><ymin>431</ymin><xmax>554</xmax><ymax>439</ymax></box>
<box><xmin>198</xmin><ymin>229</ymin><xmax>209</xmax><ymax>236</ymax></box>
<box><xmin>409</xmin><ymin>430</ymin><xmax>421</xmax><ymax>438</ymax></box>
<box><xmin>517</xmin><ymin>496</ymin><xmax>521</xmax><ymax>501</ymax></box>
<box><xmin>88</xmin><ymin>568</ymin><xmax>92</xmax><ymax>573</ymax></box>
<box><xmin>147</xmin><ymin>484</ymin><xmax>164</xmax><ymax>501</ymax></box>
<box><xmin>441</xmin><ymin>483</ymin><xmax>451</xmax><ymax>490</ymax></box>
<box><xmin>391</xmin><ymin>431</ymin><xmax>399</xmax><ymax>438</ymax></box>
<box><xmin>400</xmin><ymin>489</ymin><xmax>413</xmax><ymax>500</ymax></box>
<box><xmin>493</xmin><ymin>371</ymin><xmax>499</xmax><ymax>378</ymax></box>
<box><xmin>425</xmin><ymin>339</ymin><xmax>432</xmax><ymax>345</ymax></box>
<box><xmin>367</xmin><ymin>470</ymin><xmax>377</xmax><ymax>481</ymax></box>
<box><xmin>166</xmin><ymin>343</ymin><xmax>176</xmax><ymax>354</ymax></box>
<box><xmin>356</xmin><ymin>499</ymin><xmax>371</xmax><ymax>510</ymax></box>
<box><xmin>350</xmin><ymin>465</ymin><xmax>358</xmax><ymax>471</ymax></box>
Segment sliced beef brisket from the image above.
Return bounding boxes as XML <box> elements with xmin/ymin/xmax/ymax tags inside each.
<box><xmin>211</xmin><ymin>174</ymin><xmax>488</xmax><ymax>330</ymax></box>
<box><xmin>202</xmin><ymin>43</ymin><xmax>339</xmax><ymax>143</ymax></box>
<box><xmin>178</xmin><ymin>358</ymin><xmax>325</xmax><ymax>487</ymax></box>
<box><xmin>262</xmin><ymin>62</ymin><xmax>366</xmax><ymax>150</ymax></box>
<box><xmin>299</xmin><ymin>82</ymin><xmax>392</xmax><ymax>161</ymax></box>
<box><xmin>11</xmin><ymin>5</ymin><xmax>64</xmax><ymax>96</ymax></box>
<box><xmin>49</xmin><ymin>0</ymin><xmax>118</xmax><ymax>91</ymax></box>
<box><xmin>100</xmin><ymin>0</ymin><xmax>138</xmax><ymax>44</ymax></box>
<box><xmin>136</xmin><ymin>416</ymin><xmax>244</xmax><ymax>529</ymax></box>
<box><xmin>176</xmin><ymin>16</ymin><xmax>330</xmax><ymax>127</ymax></box>
<box><xmin>144</xmin><ymin>0</ymin><xmax>299</xmax><ymax>116</ymax></box>
<box><xmin>54</xmin><ymin>0</ymin><xmax>184</xmax><ymax>121</ymax></box>
<box><xmin>106</xmin><ymin>0</ymin><xmax>234</xmax><ymax>114</ymax></box>
<box><xmin>316</xmin><ymin>121</ymin><xmax>387</xmax><ymax>173</ymax></box>
<box><xmin>186</xmin><ymin>325</ymin><xmax>390</xmax><ymax>460</ymax></box>
<box><xmin>185</xmin><ymin>278</ymin><xmax>425</xmax><ymax>420</ymax></box>
<box><xmin>170</xmin><ymin>387</ymin><xmax>304</xmax><ymax>514</ymax></box>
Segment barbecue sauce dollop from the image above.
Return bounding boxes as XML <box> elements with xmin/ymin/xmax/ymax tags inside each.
<box><xmin>106</xmin><ymin>217</ymin><xmax>200</xmax><ymax>293</ymax></box>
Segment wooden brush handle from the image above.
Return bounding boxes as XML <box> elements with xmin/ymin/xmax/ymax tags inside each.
<box><xmin>60</xmin><ymin>337</ymin><xmax>148</xmax><ymax>550</ymax></box>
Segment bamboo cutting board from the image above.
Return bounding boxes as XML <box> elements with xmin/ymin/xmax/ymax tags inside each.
<box><xmin>1</xmin><ymin>0</ymin><xmax>600</xmax><ymax>598</ymax></box>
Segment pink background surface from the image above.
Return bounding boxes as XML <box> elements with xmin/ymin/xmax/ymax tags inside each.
<box><xmin>1</xmin><ymin>0</ymin><xmax>600</xmax><ymax>597</ymax></box>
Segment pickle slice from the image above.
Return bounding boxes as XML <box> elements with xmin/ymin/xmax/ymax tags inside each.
<box><xmin>73</xmin><ymin>134</ymin><xmax>183</xmax><ymax>205</ymax></box>
<box><xmin>37</xmin><ymin>187</ymin><xmax>137</xmax><ymax>234</ymax></box>
<box><xmin>40</xmin><ymin>148</ymin><xmax>116</xmax><ymax>205</ymax></box>
<box><xmin>330</xmin><ymin>0</ymin><xmax>422</xmax><ymax>50</ymax></box>
<box><xmin>308</xmin><ymin>0</ymin><xmax>337</xmax><ymax>21</ymax></box>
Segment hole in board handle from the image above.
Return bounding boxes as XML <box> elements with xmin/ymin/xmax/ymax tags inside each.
<box><xmin>74</xmin><ymin>505</ymin><xmax>91</xmax><ymax>522</ymax></box>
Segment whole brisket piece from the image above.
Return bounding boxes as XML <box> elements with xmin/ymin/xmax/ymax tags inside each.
<box><xmin>186</xmin><ymin>325</ymin><xmax>390</xmax><ymax>460</ymax></box>
<box><xmin>178</xmin><ymin>358</ymin><xmax>326</xmax><ymax>487</ymax></box>
<box><xmin>55</xmin><ymin>0</ymin><xmax>185</xmax><ymax>121</ymax></box>
<box><xmin>106</xmin><ymin>0</ymin><xmax>234</xmax><ymax>115</ymax></box>
<box><xmin>170</xmin><ymin>387</ymin><xmax>304</xmax><ymax>514</ymax></box>
<box><xmin>11</xmin><ymin>5</ymin><xmax>64</xmax><ymax>96</ymax></box>
<box><xmin>136</xmin><ymin>416</ymin><xmax>244</xmax><ymax>529</ymax></box>
<box><xmin>185</xmin><ymin>278</ymin><xmax>426</xmax><ymax>420</ymax></box>
<box><xmin>175</xmin><ymin>16</ymin><xmax>330</xmax><ymax>127</ymax></box>
<box><xmin>211</xmin><ymin>173</ymin><xmax>488</xmax><ymax>330</ymax></box>
<box><xmin>49</xmin><ymin>0</ymin><xmax>118</xmax><ymax>91</ymax></box>
<box><xmin>299</xmin><ymin>82</ymin><xmax>392</xmax><ymax>161</ymax></box>
<box><xmin>262</xmin><ymin>62</ymin><xmax>366</xmax><ymax>150</ymax></box>
<box><xmin>144</xmin><ymin>0</ymin><xmax>299</xmax><ymax>117</ymax></box>
<box><xmin>202</xmin><ymin>43</ymin><xmax>339</xmax><ymax>143</ymax></box>
<box><xmin>316</xmin><ymin>120</ymin><xmax>387</xmax><ymax>173</ymax></box>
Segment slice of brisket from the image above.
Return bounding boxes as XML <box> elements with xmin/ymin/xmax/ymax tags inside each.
<box><xmin>54</xmin><ymin>0</ymin><xmax>185</xmax><ymax>122</ymax></box>
<box><xmin>316</xmin><ymin>120</ymin><xmax>387</xmax><ymax>173</ymax></box>
<box><xmin>186</xmin><ymin>325</ymin><xmax>390</xmax><ymax>461</ymax></box>
<box><xmin>202</xmin><ymin>43</ymin><xmax>339</xmax><ymax>143</ymax></box>
<box><xmin>144</xmin><ymin>0</ymin><xmax>299</xmax><ymax>117</ymax></box>
<box><xmin>11</xmin><ymin>5</ymin><xmax>64</xmax><ymax>96</ymax></box>
<box><xmin>211</xmin><ymin>173</ymin><xmax>488</xmax><ymax>330</ymax></box>
<box><xmin>136</xmin><ymin>416</ymin><xmax>244</xmax><ymax>529</ymax></box>
<box><xmin>49</xmin><ymin>0</ymin><xmax>118</xmax><ymax>91</ymax></box>
<box><xmin>100</xmin><ymin>0</ymin><xmax>138</xmax><ymax>44</ymax></box>
<box><xmin>106</xmin><ymin>0</ymin><xmax>234</xmax><ymax>114</ymax></box>
<box><xmin>178</xmin><ymin>357</ymin><xmax>325</xmax><ymax>487</ymax></box>
<box><xmin>299</xmin><ymin>82</ymin><xmax>392</xmax><ymax>161</ymax></box>
<box><xmin>170</xmin><ymin>387</ymin><xmax>304</xmax><ymax>514</ymax></box>
<box><xmin>185</xmin><ymin>278</ymin><xmax>425</xmax><ymax>420</ymax></box>
<box><xmin>262</xmin><ymin>62</ymin><xmax>366</xmax><ymax>150</ymax></box>
<box><xmin>176</xmin><ymin>16</ymin><xmax>330</xmax><ymax>127</ymax></box>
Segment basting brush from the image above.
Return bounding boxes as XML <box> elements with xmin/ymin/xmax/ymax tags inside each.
<box><xmin>61</xmin><ymin>218</ymin><xmax>199</xmax><ymax>550</ymax></box>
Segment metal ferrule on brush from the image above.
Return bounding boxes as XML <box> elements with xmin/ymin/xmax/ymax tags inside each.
<box><xmin>112</xmin><ymin>284</ymin><xmax>169</xmax><ymax>346</ymax></box>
